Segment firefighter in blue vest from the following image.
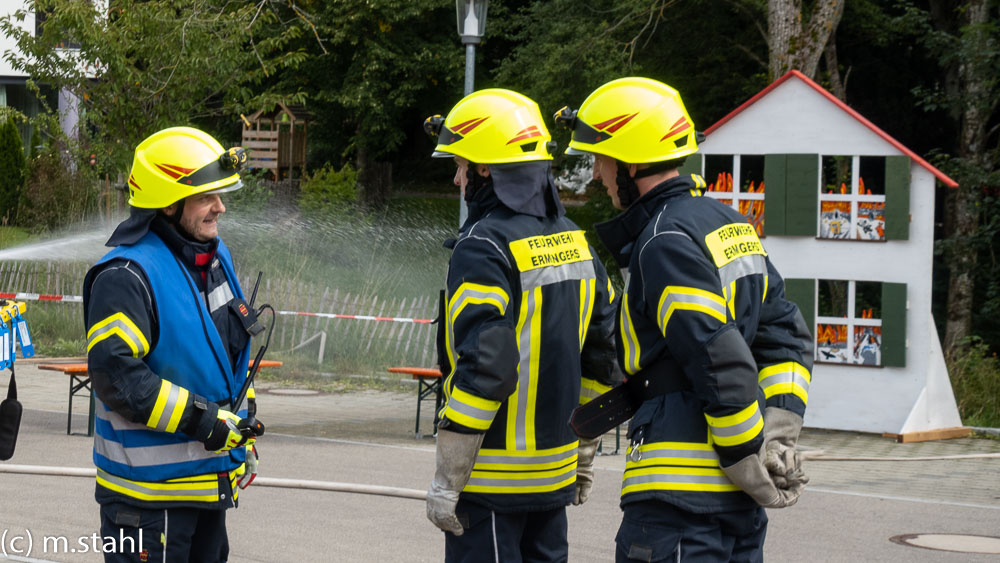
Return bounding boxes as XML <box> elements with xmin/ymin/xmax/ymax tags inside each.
<box><xmin>556</xmin><ymin>78</ymin><xmax>813</xmax><ymax>561</ymax></box>
<box><xmin>423</xmin><ymin>89</ymin><xmax>622</xmax><ymax>561</ymax></box>
<box><xmin>83</xmin><ymin>127</ymin><xmax>261</xmax><ymax>563</ymax></box>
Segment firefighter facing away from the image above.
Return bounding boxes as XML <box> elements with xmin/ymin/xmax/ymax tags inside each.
<box><xmin>423</xmin><ymin>89</ymin><xmax>622</xmax><ymax>561</ymax></box>
<box><xmin>556</xmin><ymin>78</ymin><xmax>813</xmax><ymax>561</ymax></box>
<box><xmin>83</xmin><ymin>127</ymin><xmax>263</xmax><ymax>562</ymax></box>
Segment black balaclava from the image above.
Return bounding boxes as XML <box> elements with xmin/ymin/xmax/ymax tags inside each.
<box><xmin>463</xmin><ymin>160</ymin><xmax>565</xmax><ymax>223</ymax></box>
<box><xmin>614</xmin><ymin>160</ymin><xmax>679</xmax><ymax>209</ymax></box>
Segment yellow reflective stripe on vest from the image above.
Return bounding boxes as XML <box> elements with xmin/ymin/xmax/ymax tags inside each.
<box><xmin>465</xmin><ymin>462</ymin><xmax>577</xmax><ymax>494</ymax></box>
<box><xmin>758</xmin><ymin>362</ymin><xmax>811</xmax><ymax>405</ymax></box>
<box><xmin>508</xmin><ymin>230</ymin><xmax>593</xmax><ymax>272</ymax></box>
<box><xmin>579</xmin><ymin>377</ymin><xmax>611</xmax><ymax>405</ymax></box>
<box><xmin>508</xmin><ymin>286</ymin><xmax>543</xmax><ymax>450</ymax></box>
<box><xmin>87</xmin><ymin>312</ymin><xmax>149</xmax><ymax>357</ymax></box>
<box><xmin>705</xmin><ymin>402</ymin><xmax>763</xmax><ymax>447</ymax></box>
<box><xmin>440</xmin><ymin>386</ymin><xmax>500</xmax><ymax>431</ymax></box>
<box><xmin>624</xmin><ymin>441</ymin><xmax>722</xmax><ymax>470</ymax></box>
<box><xmin>657</xmin><ymin>285</ymin><xmax>727</xmax><ymax>335</ymax></box>
<box><xmin>95</xmin><ymin>433</ymin><xmax>226</xmax><ymax>467</ymax></box>
<box><xmin>96</xmin><ymin>468</ymin><xmax>236</xmax><ymax>503</ymax></box>
<box><xmin>621</xmin><ymin>466</ymin><xmax>740</xmax><ymax>495</ymax></box>
<box><xmin>473</xmin><ymin>441</ymin><xmax>578</xmax><ymax>472</ymax></box>
<box><xmin>703</xmin><ymin>222</ymin><xmax>767</xmax><ymax>268</ymax></box>
<box><xmin>146</xmin><ymin>380</ymin><xmax>189</xmax><ymax>433</ymax></box>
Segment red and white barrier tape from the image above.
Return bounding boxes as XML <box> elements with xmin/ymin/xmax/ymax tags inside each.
<box><xmin>1</xmin><ymin>291</ymin><xmax>434</xmax><ymax>324</ymax></box>
<box><xmin>0</xmin><ymin>291</ymin><xmax>83</xmax><ymax>303</ymax></box>
<box><xmin>276</xmin><ymin>311</ymin><xmax>433</xmax><ymax>324</ymax></box>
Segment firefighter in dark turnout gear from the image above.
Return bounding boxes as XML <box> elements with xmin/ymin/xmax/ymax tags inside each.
<box><xmin>559</xmin><ymin>78</ymin><xmax>813</xmax><ymax>562</ymax></box>
<box><xmin>83</xmin><ymin>127</ymin><xmax>260</xmax><ymax>563</ymax></box>
<box><xmin>423</xmin><ymin>89</ymin><xmax>622</xmax><ymax>562</ymax></box>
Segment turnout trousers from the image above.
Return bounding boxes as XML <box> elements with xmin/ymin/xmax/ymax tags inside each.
<box><xmin>615</xmin><ymin>500</ymin><xmax>767</xmax><ymax>563</ymax></box>
<box><xmin>445</xmin><ymin>499</ymin><xmax>568</xmax><ymax>563</ymax></box>
<box><xmin>100</xmin><ymin>502</ymin><xmax>229</xmax><ymax>563</ymax></box>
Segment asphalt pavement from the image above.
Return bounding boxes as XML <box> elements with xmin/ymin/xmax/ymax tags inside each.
<box><xmin>1</xmin><ymin>361</ymin><xmax>999</xmax><ymax>562</ymax></box>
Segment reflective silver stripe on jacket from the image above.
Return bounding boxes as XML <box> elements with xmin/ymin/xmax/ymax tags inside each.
<box><xmin>759</xmin><ymin>369</ymin><xmax>811</xmax><ymax>397</ymax></box>
<box><xmin>718</xmin><ymin>254</ymin><xmax>767</xmax><ymax>289</ymax></box>
<box><xmin>96</xmin><ymin>400</ymin><xmax>148</xmax><ymax>432</ymax></box>
<box><xmin>513</xmin><ymin>288</ymin><xmax>540</xmax><ymax>450</ymax></box>
<box><xmin>658</xmin><ymin>291</ymin><xmax>727</xmax><ymax>330</ymax></box>
<box><xmin>474</xmin><ymin>447</ymin><xmax>577</xmax><ymax>467</ymax></box>
<box><xmin>626</xmin><ymin>445</ymin><xmax>721</xmax><ymax>465</ymax></box>
<box><xmin>520</xmin><ymin>260</ymin><xmax>595</xmax><ymax>292</ymax></box>
<box><xmin>467</xmin><ymin>464</ymin><xmax>576</xmax><ymax>489</ymax></box>
<box><xmin>207</xmin><ymin>283</ymin><xmax>235</xmax><ymax>314</ymax></box>
<box><xmin>622</xmin><ymin>472</ymin><xmax>733</xmax><ymax>488</ymax></box>
<box><xmin>708</xmin><ymin>408</ymin><xmax>762</xmax><ymax>439</ymax></box>
<box><xmin>95</xmin><ymin>434</ymin><xmax>225</xmax><ymax>467</ymax></box>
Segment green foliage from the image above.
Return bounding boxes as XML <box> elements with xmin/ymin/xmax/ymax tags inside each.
<box><xmin>223</xmin><ymin>169</ymin><xmax>273</xmax><ymax>214</ymax></box>
<box><xmin>0</xmin><ymin>226</ymin><xmax>34</xmax><ymax>249</ymax></box>
<box><xmin>564</xmin><ymin>180</ymin><xmax>623</xmax><ymax>288</ymax></box>
<box><xmin>18</xmin><ymin>146</ymin><xmax>100</xmax><ymax>232</ymax></box>
<box><xmin>0</xmin><ymin>1</ymin><xmax>288</xmax><ymax>173</ymax></box>
<box><xmin>949</xmin><ymin>337</ymin><xmax>1000</xmax><ymax>428</ymax></box>
<box><xmin>297</xmin><ymin>163</ymin><xmax>359</xmax><ymax>217</ymax></box>
<box><xmin>0</xmin><ymin>118</ymin><xmax>27</xmax><ymax>224</ymax></box>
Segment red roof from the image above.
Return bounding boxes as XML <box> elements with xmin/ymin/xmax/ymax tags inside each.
<box><xmin>704</xmin><ymin>70</ymin><xmax>958</xmax><ymax>188</ymax></box>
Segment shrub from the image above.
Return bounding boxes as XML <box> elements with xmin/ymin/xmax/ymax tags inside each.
<box><xmin>298</xmin><ymin>163</ymin><xmax>359</xmax><ymax>217</ymax></box>
<box><xmin>224</xmin><ymin>169</ymin><xmax>273</xmax><ymax>213</ymax></box>
<box><xmin>18</xmin><ymin>147</ymin><xmax>99</xmax><ymax>232</ymax></box>
<box><xmin>949</xmin><ymin>337</ymin><xmax>1000</xmax><ymax>428</ymax></box>
<box><xmin>0</xmin><ymin>118</ymin><xmax>27</xmax><ymax>224</ymax></box>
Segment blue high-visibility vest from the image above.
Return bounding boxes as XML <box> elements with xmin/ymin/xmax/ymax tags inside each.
<box><xmin>86</xmin><ymin>231</ymin><xmax>251</xmax><ymax>482</ymax></box>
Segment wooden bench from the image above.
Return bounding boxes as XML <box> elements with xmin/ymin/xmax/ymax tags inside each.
<box><xmin>40</xmin><ymin>360</ymin><xmax>283</xmax><ymax>437</ymax></box>
<box><xmin>387</xmin><ymin>367</ymin><xmax>443</xmax><ymax>438</ymax></box>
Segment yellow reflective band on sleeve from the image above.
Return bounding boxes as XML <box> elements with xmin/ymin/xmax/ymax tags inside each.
<box><xmin>87</xmin><ymin>312</ymin><xmax>150</xmax><ymax>357</ymax></box>
<box><xmin>692</xmin><ymin>174</ymin><xmax>707</xmax><ymax>189</ymax></box>
<box><xmin>246</xmin><ymin>386</ymin><xmax>255</xmax><ymax>400</ymax></box>
<box><xmin>758</xmin><ymin>362</ymin><xmax>811</xmax><ymax>405</ymax></box>
<box><xmin>508</xmin><ymin>230</ymin><xmax>593</xmax><ymax>272</ymax></box>
<box><xmin>440</xmin><ymin>386</ymin><xmax>500</xmax><ymax>431</ymax></box>
<box><xmin>657</xmin><ymin>286</ymin><xmax>727</xmax><ymax>335</ymax></box>
<box><xmin>607</xmin><ymin>278</ymin><xmax>616</xmax><ymax>303</ymax></box>
<box><xmin>703</xmin><ymin>223</ymin><xmax>767</xmax><ymax>268</ymax></box>
<box><xmin>449</xmin><ymin>283</ymin><xmax>509</xmax><ymax>323</ymax></box>
<box><xmin>579</xmin><ymin>377</ymin><xmax>612</xmax><ymax>405</ymax></box>
<box><xmin>705</xmin><ymin>402</ymin><xmax>763</xmax><ymax>447</ymax></box>
<box><xmin>762</xmin><ymin>274</ymin><xmax>769</xmax><ymax>303</ymax></box>
<box><xmin>146</xmin><ymin>380</ymin><xmax>190</xmax><ymax>433</ymax></box>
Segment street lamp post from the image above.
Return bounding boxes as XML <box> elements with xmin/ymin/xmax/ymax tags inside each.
<box><xmin>455</xmin><ymin>0</ymin><xmax>488</xmax><ymax>227</ymax></box>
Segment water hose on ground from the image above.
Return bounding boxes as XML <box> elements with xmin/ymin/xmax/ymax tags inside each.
<box><xmin>0</xmin><ymin>465</ymin><xmax>428</xmax><ymax>501</ymax></box>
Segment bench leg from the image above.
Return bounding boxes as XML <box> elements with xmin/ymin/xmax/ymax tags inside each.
<box><xmin>67</xmin><ymin>378</ymin><xmax>73</xmax><ymax>435</ymax></box>
<box><xmin>88</xmin><ymin>384</ymin><xmax>95</xmax><ymax>437</ymax></box>
<box><xmin>415</xmin><ymin>380</ymin><xmax>423</xmax><ymax>438</ymax></box>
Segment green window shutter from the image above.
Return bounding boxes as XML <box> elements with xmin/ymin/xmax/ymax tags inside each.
<box><xmin>784</xmin><ymin>154</ymin><xmax>819</xmax><ymax>236</ymax></box>
<box><xmin>884</xmin><ymin>156</ymin><xmax>911</xmax><ymax>240</ymax></box>
<box><xmin>783</xmin><ymin>278</ymin><xmax>815</xmax><ymax>335</ymax></box>
<box><xmin>678</xmin><ymin>153</ymin><xmax>702</xmax><ymax>177</ymax></box>
<box><xmin>881</xmin><ymin>282</ymin><xmax>907</xmax><ymax>367</ymax></box>
<box><xmin>764</xmin><ymin>154</ymin><xmax>787</xmax><ymax>236</ymax></box>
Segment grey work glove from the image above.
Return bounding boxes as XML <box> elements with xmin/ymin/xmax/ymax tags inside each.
<box><xmin>426</xmin><ymin>429</ymin><xmax>485</xmax><ymax>536</ymax></box>
<box><xmin>721</xmin><ymin>451</ymin><xmax>805</xmax><ymax>509</ymax></box>
<box><xmin>762</xmin><ymin>407</ymin><xmax>809</xmax><ymax>489</ymax></box>
<box><xmin>573</xmin><ymin>437</ymin><xmax>601</xmax><ymax>506</ymax></box>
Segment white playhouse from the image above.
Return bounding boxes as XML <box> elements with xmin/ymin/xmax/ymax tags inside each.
<box><xmin>679</xmin><ymin>70</ymin><xmax>962</xmax><ymax>437</ymax></box>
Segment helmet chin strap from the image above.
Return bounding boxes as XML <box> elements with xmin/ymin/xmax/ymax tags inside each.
<box><xmin>614</xmin><ymin>160</ymin><xmax>678</xmax><ymax>208</ymax></box>
<box><xmin>160</xmin><ymin>197</ymin><xmax>197</xmax><ymax>241</ymax></box>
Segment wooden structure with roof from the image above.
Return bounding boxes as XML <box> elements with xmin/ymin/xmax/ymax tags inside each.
<box><xmin>681</xmin><ymin>70</ymin><xmax>962</xmax><ymax>437</ymax></box>
<box><xmin>241</xmin><ymin>102</ymin><xmax>311</xmax><ymax>179</ymax></box>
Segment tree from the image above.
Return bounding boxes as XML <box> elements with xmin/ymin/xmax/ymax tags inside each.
<box><xmin>256</xmin><ymin>0</ymin><xmax>463</xmax><ymax>208</ymax></box>
<box><xmin>0</xmin><ymin>1</ymin><xmax>302</xmax><ymax>172</ymax></box>
<box><xmin>0</xmin><ymin>116</ymin><xmax>27</xmax><ymax>224</ymax></box>
<box><xmin>767</xmin><ymin>0</ymin><xmax>846</xmax><ymax>79</ymax></box>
